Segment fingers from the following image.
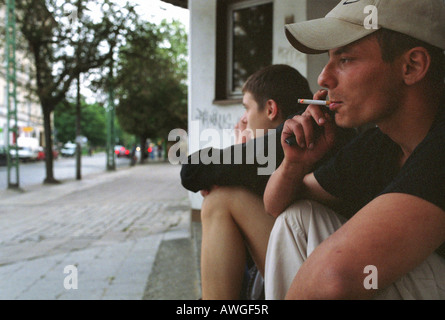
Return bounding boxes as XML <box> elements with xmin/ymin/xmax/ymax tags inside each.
<box><xmin>283</xmin><ymin>118</ymin><xmax>306</xmax><ymax>148</ymax></box>
<box><xmin>284</xmin><ymin>89</ymin><xmax>334</xmax><ymax>150</ymax></box>
<box><xmin>302</xmin><ymin>89</ymin><xmax>330</xmax><ymax>126</ymax></box>
<box><xmin>234</xmin><ymin>117</ymin><xmax>248</xmax><ymax>144</ymax></box>
<box><xmin>283</xmin><ymin>116</ymin><xmax>318</xmax><ymax>149</ymax></box>
<box><xmin>200</xmin><ymin>185</ymin><xmax>220</xmax><ymax>198</ymax></box>
<box><xmin>200</xmin><ymin>190</ymin><xmax>210</xmax><ymax>197</ymax></box>
<box><xmin>235</xmin><ymin>118</ymin><xmax>247</xmax><ymax>132</ymax></box>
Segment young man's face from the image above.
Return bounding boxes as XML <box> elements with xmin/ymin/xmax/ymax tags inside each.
<box><xmin>241</xmin><ymin>91</ymin><xmax>275</xmax><ymax>137</ymax></box>
<box><xmin>318</xmin><ymin>35</ymin><xmax>405</xmax><ymax>129</ymax></box>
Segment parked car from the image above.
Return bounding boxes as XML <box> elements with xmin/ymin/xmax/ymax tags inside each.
<box><xmin>61</xmin><ymin>142</ymin><xmax>77</xmax><ymax>157</ymax></box>
<box><xmin>114</xmin><ymin>145</ymin><xmax>130</xmax><ymax>158</ymax></box>
<box><xmin>0</xmin><ymin>145</ymin><xmax>6</xmax><ymax>166</ymax></box>
<box><xmin>9</xmin><ymin>146</ymin><xmax>39</xmax><ymax>162</ymax></box>
<box><xmin>37</xmin><ymin>147</ymin><xmax>59</xmax><ymax>160</ymax></box>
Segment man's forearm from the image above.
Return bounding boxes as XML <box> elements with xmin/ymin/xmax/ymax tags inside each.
<box><xmin>263</xmin><ymin>158</ymin><xmax>308</xmax><ymax>218</ymax></box>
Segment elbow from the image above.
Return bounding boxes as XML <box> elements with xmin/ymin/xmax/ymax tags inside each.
<box><xmin>286</xmin><ymin>264</ymin><xmax>371</xmax><ymax>300</ymax></box>
<box><xmin>265</xmin><ymin>207</ymin><xmax>282</xmax><ymax>219</ymax></box>
<box><xmin>311</xmin><ymin>275</ymin><xmax>357</xmax><ymax>300</ymax></box>
<box><xmin>263</xmin><ymin>197</ymin><xmax>283</xmax><ymax>218</ymax></box>
<box><xmin>266</xmin><ymin>210</ymin><xmax>281</xmax><ymax>219</ymax></box>
<box><xmin>263</xmin><ymin>193</ymin><xmax>298</xmax><ymax>218</ymax></box>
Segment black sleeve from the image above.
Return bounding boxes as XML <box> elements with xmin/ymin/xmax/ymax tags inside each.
<box><xmin>313</xmin><ymin>128</ymin><xmax>398</xmax><ymax>216</ymax></box>
<box><xmin>181</xmin><ymin>114</ymin><xmax>357</xmax><ymax>196</ymax></box>
<box><xmin>379</xmin><ymin>131</ymin><xmax>445</xmax><ymax>213</ymax></box>
<box><xmin>180</xmin><ymin>123</ymin><xmax>284</xmax><ymax>196</ymax></box>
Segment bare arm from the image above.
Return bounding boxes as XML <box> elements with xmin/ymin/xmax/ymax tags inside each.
<box><xmin>285</xmin><ymin>193</ymin><xmax>445</xmax><ymax>299</ymax></box>
<box><xmin>264</xmin><ymin>90</ymin><xmax>338</xmax><ymax>217</ymax></box>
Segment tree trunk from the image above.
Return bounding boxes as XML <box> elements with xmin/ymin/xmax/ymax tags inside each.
<box><xmin>75</xmin><ymin>0</ymin><xmax>82</xmax><ymax>180</ymax></box>
<box><xmin>140</xmin><ymin>136</ymin><xmax>147</xmax><ymax>164</ymax></box>
<box><xmin>42</xmin><ymin>106</ymin><xmax>59</xmax><ymax>184</ymax></box>
<box><xmin>75</xmin><ymin>73</ymin><xmax>82</xmax><ymax>180</ymax></box>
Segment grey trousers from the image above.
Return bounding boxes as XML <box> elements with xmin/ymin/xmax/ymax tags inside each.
<box><xmin>264</xmin><ymin>200</ymin><xmax>445</xmax><ymax>300</ymax></box>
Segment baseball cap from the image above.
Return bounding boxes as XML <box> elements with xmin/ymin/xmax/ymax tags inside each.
<box><xmin>285</xmin><ymin>0</ymin><xmax>445</xmax><ymax>54</ymax></box>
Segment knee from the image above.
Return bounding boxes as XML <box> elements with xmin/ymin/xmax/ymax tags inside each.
<box><xmin>276</xmin><ymin>200</ymin><xmax>315</xmax><ymax>224</ymax></box>
<box><xmin>200</xmin><ymin>187</ymin><xmax>234</xmax><ymax>222</ymax></box>
<box><xmin>273</xmin><ymin>199</ymin><xmax>345</xmax><ymax>239</ymax></box>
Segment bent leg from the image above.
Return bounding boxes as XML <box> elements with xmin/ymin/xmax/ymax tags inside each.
<box><xmin>264</xmin><ymin>200</ymin><xmax>445</xmax><ymax>300</ymax></box>
<box><xmin>375</xmin><ymin>253</ymin><xmax>445</xmax><ymax>299</ymax></box>
<box><xmin>200</xmin><ymin>187</ymin><xmax>275</xmax><ymax>300</ymax></box>
<box><xmin>264</xmin><ymin>200</ymin><xmax>346</xmax><ymax>300</ymax></box>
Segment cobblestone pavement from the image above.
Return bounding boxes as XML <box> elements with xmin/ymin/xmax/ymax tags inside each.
<box><xmin>0</xmin><ymin>162</ymin><xmax>191</xmax><ymax>300</ymax></box>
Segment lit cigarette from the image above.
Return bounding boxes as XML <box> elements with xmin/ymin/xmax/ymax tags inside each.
<box><xmin>298</xmin><ymin>99</ymin><xmax>330</xmax><ymax>106</ymax></box>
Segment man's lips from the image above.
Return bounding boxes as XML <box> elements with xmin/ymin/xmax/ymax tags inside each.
<box><xmin>329</xmin><ymin>101</ymin><xmax>343</xmax><ymax>111</ymax></box>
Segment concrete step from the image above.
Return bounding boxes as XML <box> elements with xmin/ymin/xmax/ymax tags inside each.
<box><xmin>143</xmin><ymin>222</ymin><xmax>202</xmax><ymax>300</ymax></box>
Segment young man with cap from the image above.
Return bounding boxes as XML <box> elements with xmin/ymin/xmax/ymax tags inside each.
<box><xmin>263</xmin><ymin>0</ymin><xmax>445</xmax><ymax>299</ymax></box>
<box><xmin>181</xmin><ymin>65</ymin><xmax>356</xmax><ymax>299</ymax></box>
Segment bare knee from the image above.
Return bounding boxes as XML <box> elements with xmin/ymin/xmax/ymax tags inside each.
<box><xmin>201</xmin><ymin>187</ymin><xmax>237</xmax><ymax>222</ymax></box>
<box><xmin>201</xmin><ymin>186</ymin><xmax>260</xmax><ymax>222</ymax></box>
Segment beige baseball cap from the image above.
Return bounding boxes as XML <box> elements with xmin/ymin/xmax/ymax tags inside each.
<box><xmin>285</xmin><ymin>0</ymin><xmax>445</xmax><ymax>54</ymax></box>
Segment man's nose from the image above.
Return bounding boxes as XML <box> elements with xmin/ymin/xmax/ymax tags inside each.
<box><xmin>317</xmin><ymin>62</ymin><xmax>337</xmax><ymax>90</ymax></box>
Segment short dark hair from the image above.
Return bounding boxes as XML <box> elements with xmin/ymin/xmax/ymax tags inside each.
<box><xmin>242</xmin><ymin>64</ymin><xmax>313</xmax><ymax>119</ymax></box>
<box><xmin>374</xmin><ymin>29</ymin><xmax>445</xmax><ymax>87</ymax></box>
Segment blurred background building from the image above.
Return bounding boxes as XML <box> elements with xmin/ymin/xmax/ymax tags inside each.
<box><xmin>0</xmin><ymin>6</ymin><xmax>44</xmax><ymax>148</ymax></box>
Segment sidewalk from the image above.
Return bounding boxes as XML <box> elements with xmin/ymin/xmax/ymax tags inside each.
<box><xmin>0</xmin><ymin>162</ymin><xmax>201</xmax><ymax>300</ymax></box>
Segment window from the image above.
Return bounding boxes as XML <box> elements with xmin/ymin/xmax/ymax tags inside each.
<box><xmin>215</xmin><ymin>0</ymin><xmax>273</xmax><ymax>102</ymax></box>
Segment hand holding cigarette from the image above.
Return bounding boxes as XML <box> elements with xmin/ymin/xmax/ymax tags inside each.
<box><xmin>286</xmin><ymin>95</ymin><xmax>332</xmax><ymax>145</ymax></box>
<box><xmin>282</xmin><ymin>89</ymin><xmax>336</xmax><ymax>166</ymax></box>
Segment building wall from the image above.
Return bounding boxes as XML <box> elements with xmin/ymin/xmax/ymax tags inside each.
<box><xmin>0</xmin><ymin>7</ymin><xmax>44</xmax><ymax>147</ymax></box>
<box><xmin>306</xmin><ymin>0</ymin><xmax>340</xmax><ymax>90</ymax></box>
<box><xmin>187</xmin><ymin>0</ymin><xmax>339</xmax><ymax>210</ymax></box>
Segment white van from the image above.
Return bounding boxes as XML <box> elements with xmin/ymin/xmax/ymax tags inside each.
<box><xmin>10</xmin><ymin>137</ymin><xmax>40</xmax><ymax>161</ymax></box>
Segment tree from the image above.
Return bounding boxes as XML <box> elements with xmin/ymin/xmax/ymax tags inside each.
<box><xmin>114</xmin><ymin>19</ymin><xmax>188</xmax><ymax>163</ymax></box>
<box><xmin>54</xmin><ymin>100</ymin><xmax>106</xmax><ymax>147</ymax></box>
<box><xmin>8</xmin><ymin>0</ymin><xmax>136</xmax><ymax>183</ymax></box>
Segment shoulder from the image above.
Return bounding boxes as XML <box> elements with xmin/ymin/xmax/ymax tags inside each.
<box><xmin>381</xmin><ymin>111</ymin><xmax>445</xmax><ymax>212</ymax></box>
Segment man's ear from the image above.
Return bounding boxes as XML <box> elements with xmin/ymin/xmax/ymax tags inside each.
<box><xmin>266</xmin><ymin>99</ymin><xmax>279</xmax><ymax>120</ymax></box>
<box><xmin>402</xmin><ymin>47</ymin><xmax>431</xmax><ymax>86</ymax></box>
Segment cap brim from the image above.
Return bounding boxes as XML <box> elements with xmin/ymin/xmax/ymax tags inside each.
<box><xmin>285</xmin><ymin>17</ymin><xmax>378</xmax><ymax>54</ymax></box>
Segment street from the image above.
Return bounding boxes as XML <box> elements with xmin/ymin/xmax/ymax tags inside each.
<box><xmin>0</xmin><ymin>152</ymin><xmax>132</xmax><ymax>190</ymax></box>
<box><xmin>0</xmin><ymin>161</ymin><xmax>198</xmax><ymax>299</ymax></box>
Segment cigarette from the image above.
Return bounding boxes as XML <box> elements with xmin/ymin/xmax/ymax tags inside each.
<box><xmin>298</xmin><ymin>99</ymin><xmax>330</xmax><ymax>106</ymax></box>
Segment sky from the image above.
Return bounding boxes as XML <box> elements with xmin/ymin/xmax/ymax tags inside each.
<box><xmin>115</xmin><ymin>0</ymin><xmax>189</xmax><ymax>27</ymax></box>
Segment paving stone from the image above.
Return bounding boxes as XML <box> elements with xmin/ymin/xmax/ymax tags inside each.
<box><xmin>0</xmin><ymin>163</ymin><xmax>198</xmax><ymax>300</ymax></box>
